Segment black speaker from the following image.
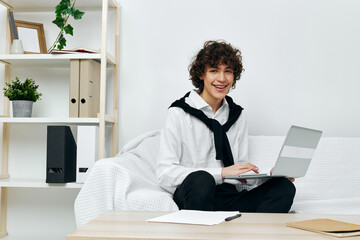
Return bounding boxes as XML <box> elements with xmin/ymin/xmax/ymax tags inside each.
<box><xmin>46</xmin><ymin>126</ymin><xmax>77</xmax><ymax>183</ymax></box>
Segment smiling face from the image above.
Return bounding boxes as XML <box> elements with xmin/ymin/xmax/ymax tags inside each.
<box><xmin>199</xmin><ymin>64</ymin><xmax>234</xmax><ymax>113</ymax></box>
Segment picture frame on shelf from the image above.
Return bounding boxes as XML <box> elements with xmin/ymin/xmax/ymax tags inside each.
<box><xmin>10</xmin><ymin>20</ymin><xmax>47</xmax><ymax>54</ymax></box>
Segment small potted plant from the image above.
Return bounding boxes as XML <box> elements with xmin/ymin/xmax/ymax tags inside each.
<box><xmin>3</xmin><ymin>77</ymin><xmax>42</xmax><ymax>117</ymax></box>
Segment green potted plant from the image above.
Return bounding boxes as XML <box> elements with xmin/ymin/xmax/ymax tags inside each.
<box><xmin>3</xmin><ymin>77</ymin><xmax>42</xmax><ymax>117</ymax></box>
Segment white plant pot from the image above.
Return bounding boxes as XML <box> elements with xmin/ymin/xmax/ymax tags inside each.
<box><xmin>12</xmin><ymin>100</ymin><xmax>33</xmax><ymax>117</ymax></box>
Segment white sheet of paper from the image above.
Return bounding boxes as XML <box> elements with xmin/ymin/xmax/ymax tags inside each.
<box><xmin>146</xmin><ymin>210</ymin><xmax>239</xmax><ymax>225</ymax></box>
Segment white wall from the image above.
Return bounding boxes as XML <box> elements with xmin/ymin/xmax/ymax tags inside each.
<box><xmin>118</xmin><ymin>0</ymin><xmax>360</xmax><ymax>147</ymax></box>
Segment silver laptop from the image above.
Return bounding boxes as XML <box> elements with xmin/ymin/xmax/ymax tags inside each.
<box><xmin>225</xmin><ymin>125</ymin><xmax>322</xmax><ymax>180</ymax></box>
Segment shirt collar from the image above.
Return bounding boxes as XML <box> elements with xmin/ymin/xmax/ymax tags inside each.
<box><xmin>188</xmin><ymin>90</ymin><xmax>229</xmax><ymax>111</ymax></box>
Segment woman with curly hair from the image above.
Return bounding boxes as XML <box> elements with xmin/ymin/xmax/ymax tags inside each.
<box><xmin>156</xmin><ymin>40</ymin><xmax>295</xmax><ymax>212</ymax></box>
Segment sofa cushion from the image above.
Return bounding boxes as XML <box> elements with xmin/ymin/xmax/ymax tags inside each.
<box><xmin>248</xmin><ymin>136</ymin><xmax>360</xmax><ymax>214</ymax></box>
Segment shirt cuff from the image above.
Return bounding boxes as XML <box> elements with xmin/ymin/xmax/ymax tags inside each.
<box><xmin>204</xmin><ymin>168</ymin><xmax>223</xmax><ymax>185</ymax></box>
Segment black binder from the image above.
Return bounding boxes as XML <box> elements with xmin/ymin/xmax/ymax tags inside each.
<box><xmin>46</xmin><ymin>126</ymin><xmax>77</xmax><ymax>183</ymax></box>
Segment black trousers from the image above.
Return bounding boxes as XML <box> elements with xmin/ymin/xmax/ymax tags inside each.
<box><xmin>173</xmin><ymin>170</ymin><xmax>296</xmax><ymax>213</ymax></box>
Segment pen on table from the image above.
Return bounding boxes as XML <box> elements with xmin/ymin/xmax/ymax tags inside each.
<box><xmin>225</xmin><ymin>213</ymin><xmax>242</xmax><ymax>222</ymax></box>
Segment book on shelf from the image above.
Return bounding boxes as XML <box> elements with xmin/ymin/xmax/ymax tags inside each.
<box><xmin>76</xmin><ymin>126</ymin><xmax>99</xmax><ymax>183</ymax></box>
<box><xmin>8</xmin><ymin>11</ymin><xmax>18</xmax><ymax>39</ymax></box>
<box><xmin>49</xmin><ymin>48</ymin><xmax>101</xmax><ymax>54</ymax></box>
<box><xmin>287</xmin><ymin>218</ymin><xmax>360</xmax><ymax>238</ymax></box>
<box><xmin>46</xmin><ymin>126</ymin><xmax>77</xmax><ymax>183</ymax></box>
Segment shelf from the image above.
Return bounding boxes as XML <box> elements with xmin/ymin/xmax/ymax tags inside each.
<box><xmin>2</xmin><ymin>237</ymin><xmax>67</xmax><ymax>240</ymax></box>
<box><xmin>1</xmin><ymin>236</ymin><xmax>67</xmax><ymax>240</ymax></box>
<box><xmin>0</xmin><ymin>178</ymin><xmax>83</xmax><ymax>188</ymax></box>
<box><xmin>0</xmin><ymin>0</ymin><xmax>119</xmax><ymax>12</ymax></box>
<box><xmin>0</xmin><ymin>53</ymin><xmax>116</xmax><ymax>68</ymax></box>
<box><xmin>0</xmin><ymin>117</ymin><xmax>115</xmax><ymax>125</ymax></box>
<box><xmin>0</xmin><ymin>117</ymin><xmax>100</xmax><ymax>125</ymax></box>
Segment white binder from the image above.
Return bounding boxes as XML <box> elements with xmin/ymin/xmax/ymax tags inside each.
<box><xmin>76</xmin><ymin>126</ymin><xmax>99</xmax><ymax>183</ymax></box>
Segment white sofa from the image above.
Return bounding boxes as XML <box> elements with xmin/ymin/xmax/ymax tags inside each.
<box><xmin>74</xmin><ymin>131</ymin><xmax>360</xmax><ymax>226</ymax></box>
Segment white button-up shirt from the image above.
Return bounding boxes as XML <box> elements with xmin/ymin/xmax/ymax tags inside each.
<box><xmin>156</xmin><ymin>90</ymin><xmax>249</xmax><ymax>194</ymax></box>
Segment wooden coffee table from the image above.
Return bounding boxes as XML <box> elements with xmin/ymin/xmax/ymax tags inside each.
<box><xmin>67</xmin><ymin>211</ymin><xmax>360</xmax><ymax>240</ymax></box>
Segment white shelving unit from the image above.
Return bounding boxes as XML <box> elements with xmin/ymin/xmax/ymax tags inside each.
<box><xmin>0</xmin><ymin>0</ymin><xmax>119</xmax><ymax>12</ymax></box>
<box><xmin>0</xmin><ymin>53</ymin><xmax>116</xmax><ymax>67</ymax></box>
<box><xmin>0</xmin><ymin>118</ymin><xmax>103</xmax><ymax>124</ymax></box>
<box><xmin>0</xmin><ymin>178</ymin><xmax>83</xmax><ymax>189</ymax></box>
<box><xmin>0</xmin><ymin>0</ymin><xmax>119</xmax><ymax>238</ymax></box>
<box><xmin>0</xmin><ymin>117</ymin><xmax>115</xmax><ymax>124</ymax></box>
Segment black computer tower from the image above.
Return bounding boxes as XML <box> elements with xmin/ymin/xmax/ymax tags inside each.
<box><xmin>46</xmin><ymin>126</ymin><xmax>77</xmax><ymax>183</ymax></box>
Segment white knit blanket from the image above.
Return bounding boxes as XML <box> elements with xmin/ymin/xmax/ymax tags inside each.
<box><xmin>75</xmin><ymin>132</ymin><xmax>360</xmax><ymax>226</ymax></box>
<box><xmin>74</xmin><ymin>132</ymin><xmax>178</xmax><ymax>226</ymax></box>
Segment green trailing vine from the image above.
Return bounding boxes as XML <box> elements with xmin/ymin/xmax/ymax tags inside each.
<box><xmin>48</xmin><ymin>0</ymin><xmax>85</xmax><ymax>53</ymax></box>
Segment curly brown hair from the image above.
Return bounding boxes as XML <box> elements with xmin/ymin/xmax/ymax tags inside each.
<box><xmin>189</xmin><ymin>40</ymin><xmax>244</xmax><ymax>93</ymax></box>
